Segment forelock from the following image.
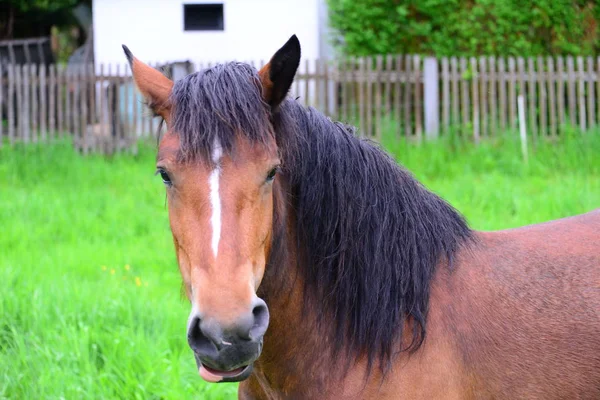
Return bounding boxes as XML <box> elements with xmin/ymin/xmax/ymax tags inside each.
<box><xmin>169</xmin><ymin>62</ymin><xmax>274</xmax><ymax>164</ymax></box>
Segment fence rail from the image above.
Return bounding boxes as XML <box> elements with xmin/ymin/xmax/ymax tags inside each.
<box><xmin>1</xmin><ymin>55</ymin><xmax>599</xmax><ymax>153</ymax></box>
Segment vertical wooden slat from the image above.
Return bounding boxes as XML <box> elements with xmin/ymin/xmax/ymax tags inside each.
<box><xmin>122</xmin><ymin>63</ymin><xmax>130</xmax><ymax>150</ymax></box>
<box><xmin>57</xmin><ymin>65</ymin><xmax>64</xmax><ymax>137</ymax></box>
<box><xmin>347</xmin><ymin>57</ymin><xmax>356</xmax><ymax>126</ymax></box>
<box><xmin>470</xmin><ymin>57</ymin><xmax>480</xmax><ymax>143</ymax></box>
<box><xmin>323</xmin><ymin>58</ymin><xmax>337</xmax><ymax>116</ymax></box>
<box><xmin>22</xmin><ymin>64</ymin><xmax>30</xmax><ymax>142</ymax></box>
<box><xmin>31</xmin><ymin>64</ymin><xmax>38</xmax><ymax>142</ymax></box>
<box><xmin>351</xmin><ymin>57</ymin><xmax>358</xmax><ymax>125</ymax></box>
<box><xmin>557</xmin><ymin>56</ymin><xmax>565</xmax><ymax>130</ymax></box>
<box><xmin>586</xmin><ymin>57</ymin><xmax>595</xmax><ymax>129</ymax></box>
<box><xmin>40</xmin><ymin>64</ymin><xmax>47</xmax><ymax>141</ymax></box>
<box><xmin>384</xmin><ymin>54</ymin><xmax>393</xmax><ymax>119</ymax></box>
<box><xmin>81</xmin><ymin>64</ymin><xmax>89</xmax><ymax>154</ymax></box>
<box><xmin>547</xmin><ymin>57</ymin><xmax>557</xmax><ymax>137</ymax></box>
<box><xmin>537</xmin><ymin>56</ymin><xmax>547</xmax><ymax>137</ymax></box>
<box><xmin>566</xmin><ymin>56</ymin><xmax>576</xmax><ymax>127</ymax></box>
<box><xmin>488</xmin><ymin>56</ymin><xmax>497</xmax><ymax>136</ymax></box>
<box><xmin>48</xmin><ymin>64</ymin><xmax>56</xmax><ymax>139</ymax></box>
<box><xmin>66</xmin><ymin>66</ymin><xmax>73</xmax><ymax>136</ymax></box>
<box><xmin>98</xmin><ymin>63</ymin><xmax>105</xmax><ymax>143</ymax></box>
<box><xmin>313</xmin><ymin>59</ymin><xmax>320</xmax><ymax>110</ymax></box>
<box><xmin>325</xmin><ymin>59</ymin><xmax>332</xmax><ymax>116</ymax></box>
<box><xmin>404</xmin><ymin>55</ymin><xmax>412</xmax><ymax>137</ymax></box>
<box><xmin>73</xmin><ymin>65</ymin><xmax>81</xmax><ymax>144</ymax></box>
<box><xmin>7</xmin><ymin>65</ymin><xmax>15</xmax><ymax>144</ymax></box>
<box><xmin>303</xmin><ymin>59</ymin><xmax>309</xmax><ymax>108</ymax></box>
<box><xmin>88</xmin><ymin>63</ymin><xmax>96</xmax><ymax>151</ymax></box>
<box><xmin>460</xmin><ymin>57</ymin><xmax>469</xmax><ymax>131</ymax></box>
<box><xmin>441</xmin><ymin>57</ymin><xmax>450</xmax><ymax>134</ymax></box>
<box><xmin>394</xmin><ymin>55</ymin><xmax>402</xmax><ymax>136</ymax></box>
<box><xmin>366</xmin><ymin>57</ymin><xmax>373</xmax><ymax>137</ymax></box>
<box><xmin>508</xmin><ymin>57</ymin><xmax>517</xmax><ymax>131</ymax></box>
<box><xmin>319</xmin><ymin>58</ymin><xmax>325</xmax><ymax>112</ymax></box>
<box><xmin>413</xmin><ymin>55</ymin><xmax>422</xmax><ymax>141</ymax></box>
<box><xmin>115</xmin><ymin>64</ymin><xmax>122</xmax><ymax>150</ymax></box>
<box><xmin>15</xmin><ymin>65</ymin><xmax>22</xmax><ymax>141</ymax></box>
<box><xmin>339</xmin><ymin>57</ymin><xmax>347</xmax><ymax>122</ymax></box>
<box><xmin>107</xmin><ymin>63</ymin><xmax>116</xmax><ymax>152</ymax></box>
<box><xmin>527</xmin><ymin>57</ymin><xmax>537</xmax><ymax>142</ymax></box>
<box><xmin>450</xmin><ymin>57</ymin><xmax>459</xmax><ymax>127</ymax></box>
<box><xmin>17</xmin><ymin>65</ymin><xmax>25</xmax><ymax>140</ymax></box>
<box><xmin>357</xmin><ymin>57</ymin><xmax>365</xmax><ymax>135</ymax></box>
<box><xmin>576</xmin><ymin>56</ymin><xmax>586</xmax><ymax>131</ymax></box>
<box><xmin>334</xmin><ymin>59</ymin><xmax>342</xmax><ymax>121</ymax></box>
<box><xmin>14</xmin><ymin>65</ymin><xmax>21</xmax><ymax>140</ymax></box>
<box><xmin>517</xmin><ymin>57</ymin><xmax>526</xmax><ymax>133</ymax></box>
<box><xmin>478</xmin><ymin>57</ymin><xmax>488</xmax><ymax>138</ymax></box>
<box><xmin>374</xmin><ymin>55</ymin><xmax>383</xmax><ymax>140</ymax></box>
<box><xmin>498</xmin><ymin>57</ymin><xmax>507</xmax><ymax>133</ymax></box>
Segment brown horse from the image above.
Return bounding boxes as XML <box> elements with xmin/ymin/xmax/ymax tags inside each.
<box><xmin>123</xmin><ymin>36</ymin><xmax>600</xmax><ymax>399</ymax></box>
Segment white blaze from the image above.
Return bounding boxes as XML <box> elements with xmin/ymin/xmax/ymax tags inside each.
<box><xmin>209</xmin><ymin>139</ymin><xmax>223</xmax><ymax>258</ymax></box>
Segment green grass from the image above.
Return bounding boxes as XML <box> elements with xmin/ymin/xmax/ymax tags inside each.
<box><xmin>382</xmin><ymin>128</ymin><xmax>600</xmax><ymax>229</ymax></box>
<box><xmin>1</xmin><ymin>132</ymin><xmax>599</xmax><ymax>399</ymax></box>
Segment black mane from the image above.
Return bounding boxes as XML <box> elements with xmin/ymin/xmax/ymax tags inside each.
<box><xmin>169</xmin><ymin>62</ymin><xmax>473</xmax><ymax>374</ymax></box>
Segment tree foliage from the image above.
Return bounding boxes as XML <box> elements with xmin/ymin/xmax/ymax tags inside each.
<box><xmin>0</xmin><ymin>0</ymin><xmax>87</xmax><ymax>40</ymax></box>
<box><xmin>326</xmin><ymin>0</ymin><xmax>600</xmax><ymax>56</ymax></box>
<box><xmin>2</xmin><ymin>0</ymin><xmax>78</xmax><ymax>13</ymax></box>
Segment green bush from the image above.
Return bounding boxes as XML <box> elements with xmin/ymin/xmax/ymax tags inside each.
<box><xmin>326</xmin><ymin>0</ymin><xmax>599</xmax><ymax>57</ymax></box>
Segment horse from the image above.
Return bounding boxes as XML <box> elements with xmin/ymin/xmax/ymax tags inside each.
<box><xmin>122</xmin><ymin>35</ymin><xmax>600</xmax><ymax>399</ymax></box>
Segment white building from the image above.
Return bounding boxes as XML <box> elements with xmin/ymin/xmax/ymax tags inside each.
<box><xmin>91</xmin><ymin>0</ymin><xmax>336</xmax><ymax>137</ymax></box>
<box><xmin>92</xmin><ymin>0</ymin><xmax>334</xmax><ymax>67</ymax></box>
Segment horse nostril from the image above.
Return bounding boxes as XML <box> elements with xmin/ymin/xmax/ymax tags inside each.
<box><xmin>249</xmin><ymin>299</ymin><xmax>270</xmax><ymax>340</ymax></box>
<box><xmin>187</xmin><ymin>316</ymin><xmax>220</xmax><ymax>355</ymax></box>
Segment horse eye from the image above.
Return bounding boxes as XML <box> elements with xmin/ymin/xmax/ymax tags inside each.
<box><xmin>157</xmin><ymin>169</ymin><xmax>172</xmax><ymax>186</ymax></box>
<box><xmin>266</xmin><ymin>167</ymin><xmax>278</xmax><ymax>182</ymax></box>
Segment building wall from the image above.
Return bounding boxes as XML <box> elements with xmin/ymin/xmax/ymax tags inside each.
<box><xmin>93</xmin><ymin>0</ymin><xmax>325</xmax><ymax>67</ymax></box>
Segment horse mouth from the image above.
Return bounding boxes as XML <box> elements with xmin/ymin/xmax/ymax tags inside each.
<box><xmin>199</xmin><ymin>363</ymin><xmax>252</xmax><ymax>383</ymax></box>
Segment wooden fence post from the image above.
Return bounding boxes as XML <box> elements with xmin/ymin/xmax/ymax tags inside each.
<box><xmin>423</xmin><ymin>56</ymin><xmax>439</xmax><ymax>139</ymax></box>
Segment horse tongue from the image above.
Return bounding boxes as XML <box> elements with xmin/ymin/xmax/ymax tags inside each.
<box><xmin>199</xmin><ymin>364</ymin><xmax>245</xmax><ymax>382</ymax></box>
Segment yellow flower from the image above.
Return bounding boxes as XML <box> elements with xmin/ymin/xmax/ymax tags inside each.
<box><xmin>110</xmin><ymin>269</ymin><xmax>115</xmax><ymax>275</ymax></box>
<box><xmin>135</xmin><ymin>277</ymin><xmax>142</xmax><ymax>287</ymax></box>
<box><xmin>125</xmin><ymin>264</ymin><xmax>130</xmax><ymax>271</ymax></box>
<box><xmin>101</xmin><ymin>266</ymin><xmax>107</xmax><ymax>271</ymax></box>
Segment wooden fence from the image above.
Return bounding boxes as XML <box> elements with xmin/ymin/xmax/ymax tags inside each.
<box><xmin>1</xmin><ymin>55</ymin><xmax>599</xmax><ymax>153</ymax></box>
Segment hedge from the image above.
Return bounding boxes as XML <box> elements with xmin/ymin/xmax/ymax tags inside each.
<box><xmin>326</xmin><ymin>0</ymin><xmax>599</xmax><ymax>57</ymax></box>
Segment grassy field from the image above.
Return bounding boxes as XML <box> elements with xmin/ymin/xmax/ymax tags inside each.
<box><xmin>1</xmin><ymin>132</ymin><xmax>598</xmax><ymax>399</ymax></box>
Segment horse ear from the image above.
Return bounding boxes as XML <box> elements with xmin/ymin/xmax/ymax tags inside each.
<box><xmin>258</xmin><ymin>35</ymin><xmax>301</xmax><ymax>109</ymax></box>
<box><xmin>122</xmin><ymin>45</ymin><xmax>173</xmax><ymax>118</ymax></box>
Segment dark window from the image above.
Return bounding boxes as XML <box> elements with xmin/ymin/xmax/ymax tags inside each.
<box><xmin>183</xmin><ymin>4</ymin><xmax>224</xmax><ymax>31</ymax></box>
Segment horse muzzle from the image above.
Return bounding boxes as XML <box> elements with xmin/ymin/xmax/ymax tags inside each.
<box><xmin>186</xmin><ymin>298</ymin><xmax>269</xmax><ymax>383</ymax></box>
